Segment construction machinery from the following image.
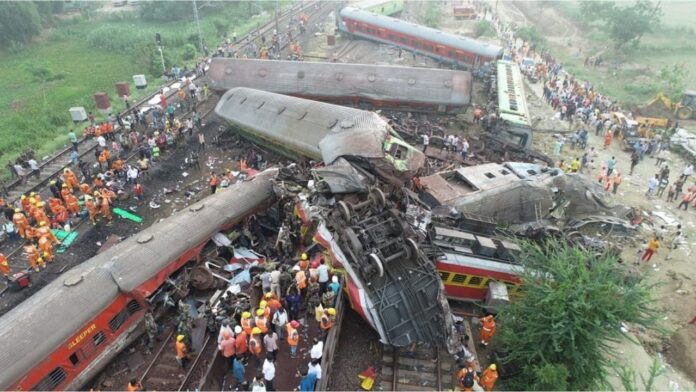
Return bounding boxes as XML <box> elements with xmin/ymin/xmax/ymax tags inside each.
<box><xmin>639</xmin><ymin>91</ymin><xmax>696</xmax><ymax>120</ymax></box>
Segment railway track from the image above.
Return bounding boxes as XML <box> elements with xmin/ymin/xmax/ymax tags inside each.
<box><xmin>3</xmin><ymin>0</ymin><xmax>330</xmax><ymax>204</ymax></box>
<box><xmin>380</xmin><ymin>345</ymin><xmax>456</xmax><ymax>391</ymax></box>
<box><xmin>138</xmin><ymin>327</ymin><xmax>214</xmax><ymax>391</ymax></box>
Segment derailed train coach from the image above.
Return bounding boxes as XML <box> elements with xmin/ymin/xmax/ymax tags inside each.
<box><xmin>207</xmin><ymin>58</ymin><xmax>473</xmax><ymax>113</ymax></box>
<box><xmin>214</xmin><ymin>87</ymin><xmax>426</xmax><ymax>183</ymax></box>
<box><xmin>0</xmin><ymin>170</ymin><xmax>278</xmax><ymax>391</ymax></box>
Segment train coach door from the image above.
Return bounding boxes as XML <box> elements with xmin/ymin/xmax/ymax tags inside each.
<box><xmin>455</xmin><ymin>50</ymin><xmax>467</xmax><ymax>68</ymax></box>
<box><xmin>377</xmin><ymin>28</ymin><xmax>387</xmax><ymax>39</ymax></box>
<box><xmin>436</xmin><ymin>45</ymin><xmax>446</xmax><ymax>61</ymax></box>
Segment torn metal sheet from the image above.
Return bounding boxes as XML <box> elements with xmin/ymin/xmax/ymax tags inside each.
<box><xmin>312</xmin><ymin>157</ymin><xmax>376</xmax><ymax>193</ymax></box>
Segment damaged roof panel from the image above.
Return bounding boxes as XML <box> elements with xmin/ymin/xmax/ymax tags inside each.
<box><xmin>208</xmin><ymin>58</ymin><xmax>473</xmax><ymax>108</ymax></box>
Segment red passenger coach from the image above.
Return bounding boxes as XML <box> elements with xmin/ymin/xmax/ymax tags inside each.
<box><xmin>338</xmin><ymin>6</ymin><xmax>503</xmax><ymax>70</ymax></box>
<box><xmin>0</xmin><ymin>170</ymin><xmax>278</xmax><ymax>391</ymax></box>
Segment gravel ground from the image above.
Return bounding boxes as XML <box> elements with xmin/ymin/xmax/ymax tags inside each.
<box><xmin>328</xmin><ymin>309</ymin><xmax>382</xmax><ymax>391</ymax></box>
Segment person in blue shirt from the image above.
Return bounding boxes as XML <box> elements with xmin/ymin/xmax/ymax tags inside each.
<box><xmin>329</xmin><ymin>276</ymin><xmax>340</xmax><ymax>297</ymax></box>
<box><xmin>299</xmin><ymin>370</ymin><xmax>317</xmax><ymax>392</ymax></box>
<box><xmin>232</xmin><ymin>356</ymin><xmax>246</xmax><ymax>388</ymax></box>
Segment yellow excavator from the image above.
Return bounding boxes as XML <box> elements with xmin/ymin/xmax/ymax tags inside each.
<box><xmin>640</xmin><ymin>91</ymin><xmax>696</xmax><ymax>120</ymax></box>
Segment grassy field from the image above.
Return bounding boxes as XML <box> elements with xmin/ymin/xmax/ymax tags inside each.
<box><xmin>0</xmin><ymin>3</ymin><xmax>274</xmax><ymax>176</ymax></box>
<box><xmin>546</xmin><ymin>1</ymin><xmax>696</xmax><ymax>107</ymax></box>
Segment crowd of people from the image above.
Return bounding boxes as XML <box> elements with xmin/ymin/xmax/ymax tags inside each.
<box><xmin>134</xmin><ymin>252</ymin><xmax>341</xmax><ymax>391</ymax></box>
<box><xmin>0</xmin><ymin>75</ymin><xmax>212</xmax><ymax>279</ymax></box>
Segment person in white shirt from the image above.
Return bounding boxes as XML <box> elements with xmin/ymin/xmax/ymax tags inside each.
<box><xmin>308</xmin><ymin>359</ymin><xmax>322</xmax><ymax>380</ymax></box>
<box><xmin>310</xmin><ymin>338</ymin><xmax>323</xmax><ymax>361</ymax></box>
<box><xmin>421</xmin><ymin>134</ymin><xmax>429</xmax><ymax>153</ymax></box>
<box><xmin>217</xmin><ymin>320</ymin><xmax>234</xmax><ymax>345</ymax></box>
<box><xmin>97</xmin><ymin>135</ymin><xmax>107</xmax><ymax>148</ymax></box>
<box><xmin>262</xmin><ymin>355</ymin><xmax>276</xmax><ymax>391</ymax></box>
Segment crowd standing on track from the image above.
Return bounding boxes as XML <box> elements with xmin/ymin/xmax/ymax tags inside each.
<box><xmin>0</xmin><ymin>72</ymin><xmax>210</xmax><ymax>282</ymax></box>
<box><xmin>137</xmin><ymin>252</ymin><xmax>339</xmax><ymax>391</ymax></box>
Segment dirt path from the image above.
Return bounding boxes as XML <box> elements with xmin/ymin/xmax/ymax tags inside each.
<box><xmin>487</xmin><ymin>1</ymin><xmax>696</xmax><ymax>388</ymax></box>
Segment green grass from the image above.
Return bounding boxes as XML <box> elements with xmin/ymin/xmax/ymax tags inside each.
<box><xmin>0</xmin><ymin>4</ymin><xmax>275</xmax><ymax>176</ymax></box>
<box><xmin>544</xmin><ymin>1</ymin><xmax>696</xmax><ymax>107</ymax></box>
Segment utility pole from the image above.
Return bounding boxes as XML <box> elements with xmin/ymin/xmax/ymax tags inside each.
<box><xmin>192</xmin><ymin>0</ymin><xmax>204</xmax><ymax>54</ymax></box>
<box><xmin>275</xmin><ymin>0</ymin><xmax>279</xmax><ymax>34</ymax></box>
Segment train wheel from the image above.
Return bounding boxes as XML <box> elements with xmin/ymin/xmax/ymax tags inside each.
<box><xmin>368</xmin><ymin>253</ymin><xmax>385</xmax><ymax>278</ymax></box>
<box><xmin>344</xmin><ymin>227</ymin><xmax>363</xmax><ymax>256</ymax></box>
<box><xmin>405</xmin><ymin>238</ymin><xmax>419</xmax><ymax>260</ymax></box>
<box><xmin>676</xmin><ymin>106</ymin><xmax>693</xmax><ymax>120</ymax></box>
<box><xmin>369</xmin><ymin>188</ymin><xmax>387</xmax><ymax>208</ymax></box>
<box><xmin>338</xmin><ymin>200</ymin><xmax>352</xmax><ymax>221</ymax></box>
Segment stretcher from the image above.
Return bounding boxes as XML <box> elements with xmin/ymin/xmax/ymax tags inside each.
<box><xmin>113</xmin><ymin>208</ymin><xmax>143</xmax><ymax>223</ymax></box>
<box><xmin>56</xmin><ymin>232</ymin><xmax>79</xmax><ymax>254</ymax></box>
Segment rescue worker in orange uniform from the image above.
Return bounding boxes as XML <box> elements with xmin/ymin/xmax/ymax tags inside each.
<box><xmin>24</xmin><ymin>244</ymin><xmax>44</xmax><ymax>272</ymax></box>
<box><xmin>101</xmin><ymin>187</ymin><xmax>116</xmax><ymax>203</ymax></box>
<box><xmin>234</xmin><ymin>325</ymin><xmax>248</xmax><ymax>360</ymax></box>
<box><xmin>175</xmin><ymin>334</ymin><xmax>189</xmax><ymax>369</ymax></box>
<box><xmin>33</xmin><ymin>202</ymin><xmax>50</xmax><ymax>226</ymax></box>
<box><xmin>25</xmin><ymin>225</ymin><xmax>37</xmax><ymax>242</ymax></box>
<box><xmin>255</xmin><ymin>308</ymin><xmax>269</xmax><ymax>334</ymax></box>
<box><xmin>286</xmin><ymin>320</ymin><xmax>300</xmax><ymax>358</ymax></box>
<box><xmin>79</xmin><ymin>183</ymin><xmax>92</xmax><ymax>196</ymax></box>
<box><xmin>241</xmin><ymin>311</ymin><xmax>255</xmax><ymax>335</ymax></box>
<box><xmin>259</xmin><ymin>300</ymin><xmax>271</xmax><ymax>320</ymax></box>
<box><xmin>48</xmin><ymin>198</ymin><xmax>63</xmax><ymax>215</ymax></box>
<box><xmin>457</xmin><ymin>364</ymin><xmax>479</xmax><ymax>392</ymax></box>
<box><xmin>38</xmin><ymin>236</ymin><xmax>55</xmax><ymax>263</ymax></box>
<box><xmin>0</xmin><ymin>253</ymin><xmax>10</xmax><ymax>279</ymax></box>
<box><xmin>98</xmin><ymin>191</ymin><xmax>113</xmax><ymax>224</ymax></box>
<box><xmin>479</xmin><ymin>364</ymin><xmax>499</xmax><ymax>392</ymax></box>
<box><xmin>127</xmin><ymin>378</ymin><xmax>142</xmax><ymax>392</ymax></box>
<box><xmin>65</xmin><ymin>193</ymin><xmax>80</xmax><ymax>216</ymax></box>
<box><xmin>20</xmin><ymin>195</ymin><xmax>31</xmax><ymax>212</ymax></box>
<box><xmin>60</xmin><ymin>183</ymin><xmax>72</xmax><ymax>202</ymax></box>
<box><xmin>30</xmin><ymin>192</ymin><xmax>42</xmax><ymax>205</ymax></box>
<box><xmin>98</xmin><ymin>149</ymin><xmax>111</xmax><ymax>171</ymax></box>
<box><xmin>249</xmin><ymin>327</ymin><xmax>264</xmax><ymax>366</ymax></box>
<box><xmin>479</xmin><ymin>315</ymin><xmax>497</xmax><ymax>347</ymax></box>
<box><xmin>36</xmin><ymin>221</ymin><xmax>60</xmax><ymax>245</ymax></box>
<box><xmin>52</xmin><ymin>204</ymin><xmax>69</xmax><ymax>228</ymax></box>
<box><xmin>320</xmin><ymin>308</ymin><xmax>334</xmax><ymax>339</ymax></box>
<box><xmin>12</xmin><ymin>209</ymin><xmax>29</xmax><ymax>238</ymax></box>
<box><xmin>85</xmin><ymin>195</ymin><xmax>99</xmax><ymax>225</ymax></box>
<box><xmin>26</xmin><ymin>198</ymin><xmax>37</xmax><ymax>220</ymax></box>
<box><xmin>63</xmin><ymin>168</ymin><xmax>79</xmax><ymax>189</ymax></box>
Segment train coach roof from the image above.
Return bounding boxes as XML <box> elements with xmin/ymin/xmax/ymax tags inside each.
<box><xmin>0</xmin><ymin>170</ymin><xmax>278</xmax><ymax>390</ymax></box>
<box><xmin>208</xmin><ymin>58</ymin><xmax>472</xmax><ymax>106</ymax></box>
<box><xmin>340</xmin><ymin>6</ymin><xmax>503</xmax><ymax>59</ymax></box>
<box><xmin>215</xmin><ymin>87</ymin><xmax>391</xmax><ymax>165</ymax></box>
<box><xmin>0</xmin><ymin>257</ymin><xmax>119</xmax><ymax>389</ymax></box>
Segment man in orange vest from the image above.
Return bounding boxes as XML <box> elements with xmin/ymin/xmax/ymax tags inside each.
<box><xmin>249</xmin><ymin>327</ymin><xmax>264</xmax><ymax>368</ymax></box>
<box><xmin>479</xmin><ymin>364</ymin><xmax>499</xmax><ymax>391</ymax></box>
<box><xmin>12</xmin><ymin>209</ymin><xmax>29</xmax><ymax>238</ymax></box>
<box><xmin>24</xmin><ymin>244</ymin><xmax>44</xmax><ymax>272</ymax></box>
<box><xmin>255</xmin><ymin>308</ymin><xmax>269</xmax><ymax>334</ymax></box>
<box><xmin>479</xmin><ymin>315</ymin><xmax>497</xmax><ymax>347</ymax></box>
<box><xmin>175</xmin><ymin>334</ymin><xmax>189</xmax><ymax>369</ymax></box>
<box><xmin>20</xmin><ymin>195</ymin><xmax>30</xmax><ymax>212</ymax></box>
<box><xmin>241</xmin><ymin>311</ymin><xmax>255</xmax><ymax>335</ymax></box>
<box><xmin>234</xmin><ymin>325</ymin><xmax>248</xmax><ymax>360</ymax></box>
<box><xmin>286</xmin><ymin>320</ymin><xmax>300</xmax><ymax>358</ymax></box>
<box><xmin>97</xmin><ymin>192</ymin><xmax>113</xmax><ymax>224</ymax></box>
<box><xmin>79</xmin><ymin>183</ymin><xmax>92</xmax><ymax>196</ymax></box>
<box><xmin>0</xmin><ymin>253</ymin><xmax>10</xmax><ymax>279</ymax></box>
<box><xmin>36</xmin><ymin>221</ymin><xmax>60</xmax><ymax>244</ymax></box>
<box><xmin>127</xmin><ymin>378</ymin><xmax>142</xmax><ymax>392</ymax></box>
<box><xmin>320</xmin><ymin>308</ymin><xmax>334</xmax><ymax>339</ymax></box>
<box><xmin>60</xmin><ymin>183</ymin><xmax>72</xmax><ymax>202</ymax></box>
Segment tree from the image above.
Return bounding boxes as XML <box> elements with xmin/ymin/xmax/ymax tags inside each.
<box><xmin>658</xmin><ymin>64</ymin><xmax>688</xmax><ymax>101</ymax></box>
<box><xmin>498</xmin><ymin>239</ymin><xmax>660</xmax><ymax>390</ymax></box>
<box><xmin>0</xmin><ymin>2</ymin><xmax>42</xmax><ymax>45</ymax></box>
<box><xmin>578</xmin><ymin>1</ymin><xmax>615</xmax><ymax>23</ymax></box>
<box><xmin>474</xmin><ymin>21</ymin><xmax>494</xmax><ymax>38</ymax></box>
<box><xmin>139</xmin><ymin>1</ymin><xmax>192</xmax><ymax>21</ymax></box>
<box><xmin>604</xmin><ymin>0</ymin><xmax>662</xmax><ymax>49</ymax></box>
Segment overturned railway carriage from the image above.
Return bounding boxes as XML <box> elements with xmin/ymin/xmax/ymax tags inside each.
<box><xmin>215</xmin><ymin>87</ymin><xmax>425</xmax><ymax>181</ymax></box>
<box><xmin>0</xmin><ymin>171</ymin><xmax>278</xmax><ymax>391</ymax></box>
<box><xmin>495</xmin><ymin>60</ymin><xmax>534</xmax><ymax>149</ymax></box>
<box><xmin>207</xmin><ymin>59</ymin><xmax>473</xmax><ymax>113</ymax></box>
<box><xmin>338</xmin><ymin>6</ymin><xmax>502</xmax><ymax>70</ymax></box>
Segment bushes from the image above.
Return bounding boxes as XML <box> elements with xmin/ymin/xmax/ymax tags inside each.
<box><xmin>423</xmin><ymin>2</ymin><xmax>440</xmax><ymax>28</ymax></box>
<box><xmin>139</xmin><ymin>1</ymin><xmax>191</xmax><ymax>22</ymax></box>
<box><xmin>0</xmin><ymin>2</ymin><xmax>42</xmax><ymax>45</ymax></box>
<box><xmin>182</xmin><ymin>43</ymin><xmax>197</xmax><ymax>60</ymax></box>
<box><xmin>474</xmin><ymin>20</ymin><xmax>494</xmax><ymax>37</ymax></box>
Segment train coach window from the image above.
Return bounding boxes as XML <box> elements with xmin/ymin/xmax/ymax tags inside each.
<box><xmin>439</xmin><ymin>271</ymin><xmax>451</xmax><ymax>282</ymax></box>
<box><xmin>367</xmin><ymin>28</ymin><xmax>376</xmax><ymax>34</ymax></box>
<box><xmin>109</xmin><ymin>308</ymin><xmax>130</xmax><ymax>332</ymax></box>
<box><xmin>399</xmin><ymin>37</ymin><xmax>407</xmax><ymax>44</ymax></box>
<box><xmin>126</xmin><ymin>299</ymin><xmax>142</xmax><ymax>315</ymax></box>
<box><xmin>33</xmin><ymin>367</ymin><xmax>67</xmax><ymax>391</ymax></box>
<box><xmin>388</xmin><ymin>34</ymin><xmax>395</xmax><ymax>40</ymax></box>
<box><xmin>69</xmin><ymin>353</ymin><xmax>80</xmax><ymax>366</ymax></box>
<box><xmin>452</xmin><ymin>274</ymin><xmax>467</xmax><ymax>284</ymax></box>
<box><xmin>425</xmin><ymin>45</ymin><xmax>434</xmax><ymax>52</ymax></box>
<box><xmin>93</xmin><ymin>330</ymin><xmax>106</xmax><ymax>346</ymax></box>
